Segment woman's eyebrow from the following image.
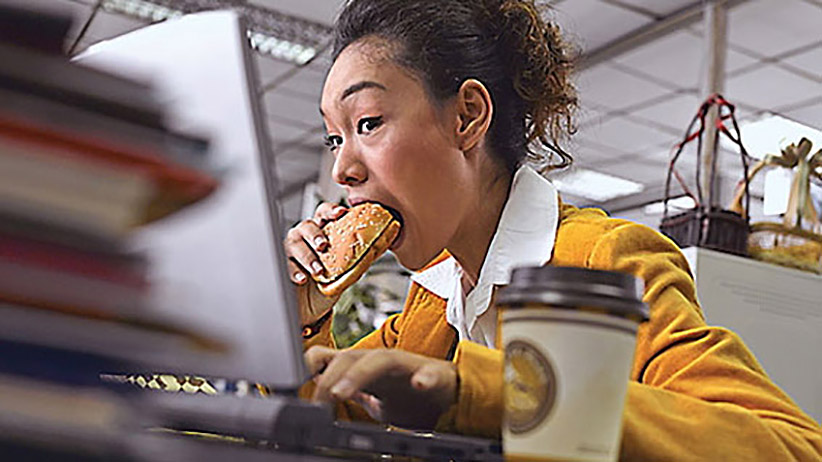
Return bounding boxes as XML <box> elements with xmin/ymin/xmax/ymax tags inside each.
<box><xmin>320</xmin><ymin>81</ymin><xmax>387</xmax><ymax>117</ymax></box>
<box><xmin>340</xmin><ymin>81</ymin><xmax>387</xmax><ymax>101</ymax></box>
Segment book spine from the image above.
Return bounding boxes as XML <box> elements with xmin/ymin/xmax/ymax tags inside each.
<box><xmin>0</xmin><ymin>87</ymin><xmax>209</xmax><ymax>170</ymax></box>
<box><xmin>0</xmin><ymin>261</ymin><xmax>148</xmax><ymax>315</ymax></box>
<box><xmin>0</xmin><ymin>115</ymin><xmax>217</xmax><ymax>199</ymax></box>
<box><xmin>0</xmin><ymin>235</ymin><xmax>148</xmax><ymax>288</ymax></box>
<box><xmin>0</xmin><ymin>143</ymin><xmax>153</xmax><ymax>236</ymax></box>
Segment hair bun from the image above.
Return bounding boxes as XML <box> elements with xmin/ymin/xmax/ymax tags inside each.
<box><xmin>491</xmin><ymin>0</ymin><xmax>579</xmax><ymax>169</ymax></box>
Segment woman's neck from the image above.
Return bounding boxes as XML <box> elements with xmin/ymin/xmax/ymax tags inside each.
<box><xmin>448</xmin><ymin>166</ymin><xmax>512</xmax><ymax>290</ymax></box>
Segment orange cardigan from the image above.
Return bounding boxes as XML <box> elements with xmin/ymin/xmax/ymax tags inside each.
<box><xmin>301</xmin><ymin>204</ymin><xmax>822</xmax><ymax>461</ymax></box>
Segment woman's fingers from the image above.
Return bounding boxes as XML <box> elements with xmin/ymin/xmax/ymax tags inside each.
<box><xmin>310</xmin><ymin>202</ymin><xmax>348</xmax><ymax>250</ymax></box>
<box><xmin>309</xmin><ymin>349</ymin><xmax>459</xmax><ymax>429</ymax></box>
<box><xmin>283</xmin><ymin>202</ymin><xmax>348</xmax><ymax>285</ymax></box>
<box><xmin>300</xmin><ymin>218</ymin><xmax>330</xmax><ymax>254</ymax></box>
<box><xmin>284</xmin><ymin>219</ymin><xmax>327</xmax><ymax>281</ymax></box>
<box><xmin>326</xmin><ymin>350</ymin><xmax>399</xmax><ymax>402</ymax></box>
<box><xmin>312</xmin><ymin>349</ymin><xmax>368</xmax><ymax>402</ymax></box>
<box><xmin>352</xmin><ymin>391</ymin><xmax>384</xmax><ymax>421</ymax></box>
<box><xmin>304</xmin><ymin>345</ymin><xmax>339</xmax><ymax>375</ymax></box>
<box><xmin>410</xmin><ymin>362</ymin><xmax>459</xmax><ymax>409</ymax></box>
<box><xmin>286</xmin><ymin>259</ymin><xmax>308</xmax><ymax>285</ymax></box>
<box><xmin>313</xmin><ymin>350</ymin><xmax>426</xmax><ymax>401</ymax></box>
<box><xmin>315</xmin><ymin>202</ymin><xmax>347</xmax><ymax>224</ymax></box>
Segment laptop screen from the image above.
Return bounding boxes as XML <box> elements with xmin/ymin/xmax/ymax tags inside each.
<box><xmin>75</xmin><ymin>11</ymin><xmax>307</xmax><ymax>389</ymax></box>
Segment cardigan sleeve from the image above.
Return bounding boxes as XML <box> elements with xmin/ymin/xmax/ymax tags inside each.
<box><xmin>435</xmin><ymin>340</ymin><xmax>504</xmax><ymax>438</ymax></box>
<box><xmin>587</xmin><ymin>222</ymin><xmax>822</xmax><ymax>461</ymax></box>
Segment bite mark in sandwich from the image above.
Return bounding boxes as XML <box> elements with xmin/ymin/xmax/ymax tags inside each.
<box><xmin>312</xmin><ymin>202</ymin><xmax>402</xmax><ymax>297</ymax></box>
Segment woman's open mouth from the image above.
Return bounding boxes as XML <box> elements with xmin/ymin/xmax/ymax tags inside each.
<box><xmin>381</xmin><ymin>204</ymin><xmax>405</xmax><ymax>250</ymax></box>
<box><xmin>389</xmin><ymin>225</ymin><xmax>405</xmax><ymax>250</ymax></box>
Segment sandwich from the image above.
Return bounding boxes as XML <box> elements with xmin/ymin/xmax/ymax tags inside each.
<box><xmin>313</xmin><ymin>202</ymin><xmax>402</xmax><ymax>297</ymax></box>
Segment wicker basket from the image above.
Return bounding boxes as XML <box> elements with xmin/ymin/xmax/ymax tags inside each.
<box><xmin>747</xmin><ymin>222</ymin><xmax>822</xmax><ymax>274</ymax></box>
<box><xmin>660</xmin><ymin>207</ymin><xmax>749</xmax><ymax>256</ymax></box>
<box><xmin>660</xmin><ymin>94</ymin><xmax>752</xmax><ymax>255</ymax></box>
<box><xmin>729</xmin><ymin>138</ymin><xmax>822</xmax><ymax>274</ymax></box>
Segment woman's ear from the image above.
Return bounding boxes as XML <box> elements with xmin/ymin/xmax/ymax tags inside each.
<box><xmin>455</xmin><ymin>79</ymin><xmax>493</xmax><ymax>154</ymax></box>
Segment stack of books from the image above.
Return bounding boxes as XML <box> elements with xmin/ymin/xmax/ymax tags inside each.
<box><xmin>0</xmin><ymin>5</ymin><xmax>229</xmax><ymax>459</ymax></box>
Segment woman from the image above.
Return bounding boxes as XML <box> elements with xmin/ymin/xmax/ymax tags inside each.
<box><xmin>283</xmin><ymin>0</ymin><xmax>822</xmax><ymax>459</ymax></box>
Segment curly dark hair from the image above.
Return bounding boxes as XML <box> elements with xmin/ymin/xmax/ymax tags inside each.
<box><xmin>332</xmin><ymin>0</ymin><xmax>578</xmax><ymax>174</ymax></box>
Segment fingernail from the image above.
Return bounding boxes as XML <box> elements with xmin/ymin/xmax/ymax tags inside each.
<box><xmin>314</xmin><ymin>236</ymin><xmax>326</xmax><ymax>248</ymax></box>
<box><xmin>311</xmin><ymin>261</ymin><xmax>324</xmax><ymax>274</ymax></box>
<box><xmin>331</xmin><ymin>379</ymin><xmax>355</xmax><ymax>399</ymax></box>
<box><xmin>334</xmin><ymin>206</ymin><xmax>347</xmax><ymax>216</ymax></box>
<box><xmin>294</xmin><ymin>272</ymin><xmax>306</xmax><ymax>283</ymax></box>
<box><xmin>414</xmin><ymin>373</ymin><xmax>435</xmax><ymax>389</ymax></box>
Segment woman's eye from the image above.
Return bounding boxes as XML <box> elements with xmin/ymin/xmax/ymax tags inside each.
<box><xmin>324</xmin><ymin>135</ymin><xmax>343</xmax><ymax>151</ymax></box>
<box><xmin>357</xmin><ymin>116</ymin><xmax>383</xmax><ymax>135</ymax></box>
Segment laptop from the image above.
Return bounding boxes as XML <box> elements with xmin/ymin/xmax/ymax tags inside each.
<box><xmin>76</xmin><ymin>11</ymin><xmax>500</xmax><ymax>461</ymax></box>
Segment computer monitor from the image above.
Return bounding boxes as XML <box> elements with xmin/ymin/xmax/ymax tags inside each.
<box><xmin>76</xmin><ymin>11</ymin><xmax>306</xmax><ymax>389</ymax></box>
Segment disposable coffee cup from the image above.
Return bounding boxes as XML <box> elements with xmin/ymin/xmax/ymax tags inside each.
<box><xmin>497</xmin><ymin>266</ymin><xmax>649</xmax><ymax>462</ymax></box>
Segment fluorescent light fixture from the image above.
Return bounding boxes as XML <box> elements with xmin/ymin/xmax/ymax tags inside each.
<box><xmin>552</xmin><ymin>168</ymin><xmax>645</xmax><ymax>202</ymax></box>
<box><xmin>102</xmin><ymin>0</ymin><xmax>183</xmax><ymax>22</ymax></box>
<box><xmin>99</xmin><ymin>0</ymin><xmax>327</xmax><ymax>66</ymax></box>
<box><xmin>723</xmin><ymin>113</ymin><xmax>822</xmax><ymax>159</ymax></box>
<box><xmin>247</xmin><ymin>30</ymin><xmax>316</xmax><ymax>66</ymax></box>
<box><xmin>643</xmin><ymin>195</ymin><xmax>696</xmax><ymax>215</ymax></box>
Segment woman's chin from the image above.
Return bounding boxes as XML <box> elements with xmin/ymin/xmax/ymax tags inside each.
<box><xmin>391</xmin><ymin>244</ymin><xmax>425</xmax><ymax>272</ymax></box>
<box><xmin>392</xmin><ymin>244</ymin><xmax>445</xmax><ymax>273</ymax></box>
<box><xmin>391</xmin><ymin>229</ymin><xmax>429</xmax><ymax>270</ymax></box>
<box><xmin>391</xmin><ymin>249</ymin><xmax>416</xmax><ymax>271</ymax></box>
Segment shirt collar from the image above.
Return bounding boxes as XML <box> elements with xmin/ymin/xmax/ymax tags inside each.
<box><xmin>410</xmin><ymin>165</ymin><xmax>559</xmax><ymax>339</ymax></box>
<box><xmin>409</xmin><ymin>255</ymin><xmax>458</xmax><ymax>300</ymax></box>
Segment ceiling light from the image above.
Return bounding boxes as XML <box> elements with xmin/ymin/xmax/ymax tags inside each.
<box><xmin>722</xmin><ymin>113</ymin><xmax>822</xmax><ymax>159</ymax></box>
<box><xmin>552</xmin><ymin>168</ymin><xmax>645</xmax><ymax>202</ymax></box>
<box><xmin>102</xmin><ymin>0</ymin><xmax>183</xmax><ymax>22</ymax></box>
<box><xmin>99</xmin><ymin>0</ymin><xmax>331</xmax><ymax>66</ymax></box>
<box><xmin>642</xmin><ymin>195</ymin><xmax>696</xmax><ymax>215</ymax></box>
<box><xmin>247</xmin><ymin>30</ymin><xmax>316</xmax><ymax>65</ymax></box>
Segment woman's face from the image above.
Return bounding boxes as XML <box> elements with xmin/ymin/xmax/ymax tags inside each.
<box><xmin>320</xmin><ymin>42</ymin><xmax>475</xmax><ymax>270</ymax></box>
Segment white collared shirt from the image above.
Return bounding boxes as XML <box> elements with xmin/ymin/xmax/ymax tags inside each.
<box><xmin>410</xmin><ymin>165</ymin><xmax>560</xmax><ymax>347</ymax></box>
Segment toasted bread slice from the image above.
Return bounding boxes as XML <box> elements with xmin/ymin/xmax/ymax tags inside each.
<box><xmin>313</xmin><ymin>203</ymin><xmax>401</xmax><ymax>297</ymax></box>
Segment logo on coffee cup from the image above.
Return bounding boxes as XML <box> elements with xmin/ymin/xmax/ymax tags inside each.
<box><xmin>504</xmin><ymin>340</ymin><xmax>557</xmax><ymax>434</ymax></box>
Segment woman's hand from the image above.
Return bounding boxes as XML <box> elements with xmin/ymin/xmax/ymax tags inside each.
<box><xmin>283</xmin><ymin>202</ymin><xmax>348</xmax><ymax>325</ymax></box>
<box><xmin>305</xmin><ymin>346</ymin><xmax>458</xmax><ymax>430</ymax></box>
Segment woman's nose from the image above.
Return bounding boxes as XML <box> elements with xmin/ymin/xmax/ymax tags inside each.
<box><xmin>331</xmin><ymin>144</ymin><xmax>367</xmax><ymax>187</ymax></box>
